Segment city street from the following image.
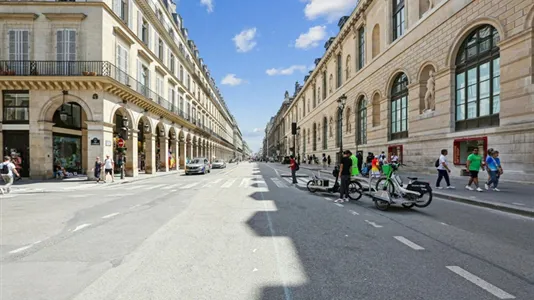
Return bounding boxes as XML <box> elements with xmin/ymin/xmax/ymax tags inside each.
<box><xmin>1</xmin><ymin>162</ymin><xmax>533</xmax><ymax>300</ymax></box>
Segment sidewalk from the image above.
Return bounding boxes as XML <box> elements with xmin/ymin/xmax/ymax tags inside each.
<box><xmin>297</xmin><ymin>163</ymin><xmax>534</xmax><ymax>217</ymax></box>
<box><xmin>6</xmin><ymin>170</ymin><xmax>184</xmax><ymax>194</ymax></box>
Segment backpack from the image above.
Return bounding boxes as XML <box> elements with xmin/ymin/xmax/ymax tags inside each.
<box><xmin>322</xmin><ymin>157</ymin><xmax>327</xmax><ymax>162</ymax></box>
<box><xmin>295</xmin><ymin>162</ymin><xmax>300</xmax><ymax>171</ymax></box>
<box><xmin>435</xmin><ymin>158</ymin><xmax>440</xmax><ymax>168</ymax></box>
<box><xmin>1</xmin><ymin>163</ymin><xmax>9</xmax><ymax>175</ymax></box>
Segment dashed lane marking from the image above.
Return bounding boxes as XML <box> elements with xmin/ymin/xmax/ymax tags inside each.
<box><xmin>9</xmin><ymin>241</ymin><xmax>41</xmax><ymax>254</ymax></box>
<box><xmin>72</xmin><ymin>223</ymin><xmax>91</xmax><ymax>232</ymax></box>
<box><xmin>324</xmin><ymin>197</ymin><xmax>333</xmax><ymax>201</ymax></box>
<box><xmin>102</xmin><ymin>212</ymin><xmax>120</xmax><ymax>219</ymax></box>
<box><xmin>335</xmin><ymin>203</ymin><xmax>344</xmax><ymax>207</ymax></box>
<box><xmin>348</xmin><ymin>210</ymin><xmax>360</xmax><ymax>215</ymax></box>
<box><xmin>364</xmin><ymin>220</ymin><xmax>383</xmax><ymax>228</ymax></box>
<box><xmin>394</xmin><ymin>236</ymin><xmax>425</xmax><ymax>250</ymax></box>
<box><xmin>446</xmin><ymin>266</ymin><xmax>515</xmax><ymax>299</ymax></box>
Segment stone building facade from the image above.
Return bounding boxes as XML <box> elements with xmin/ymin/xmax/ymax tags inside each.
<box><xmin>266</xmin><ymin>0</ymin><xmax>534</xmax><ymax>182</ymax></box>
<box><xmin>0</xmin><ymin>0</ymin><xmax>242</xmax><ymax>179</ymax></box>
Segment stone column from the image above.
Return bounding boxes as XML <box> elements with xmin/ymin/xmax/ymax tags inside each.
<box><xmin>85</xmin><ymin>121</ymin><xmax>114</xmax><ymax>180</ymax></box>
<box><xmin>159</xmin><ymin>136</ymin><xmax>169</xmax><ymax>172</ymax></box>
<box><xmin>81</xmin><ymin>128</ymin><xmax>88</xmax><ymax>174</ymax></box>
<box><xmin>29</xmin><ymin>121</ymin><xmax>55</xmax><ymax>179</ymax></box>
<box><xmin>125</xmin><ymin>130</ymin><xmax>139</xmax><ymax>177</ymax></box>
<box><xmin>145</xmin><ymin>133</ymin><xmax>156</xmax><ymax>174</ymax></box>
<box><xmin>179</xmin><ymin>140</ymin><xmax>186</xmax><ymax>168</ymax></box>
<box><xmin>170</xmin><ymin>138</ymin><xmax>178</xmax><ymax>170</ymax></box>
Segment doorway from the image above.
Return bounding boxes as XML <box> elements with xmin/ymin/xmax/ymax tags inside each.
<box><xmin>3</xmin><ymin>130</ymin><xmax>30</xmax><ymax>177</ymax></box>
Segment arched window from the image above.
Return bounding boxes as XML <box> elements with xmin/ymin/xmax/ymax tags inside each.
<box><xmin>53</xmin><ymin>102</ymin><xmax>82</xmax><ymax>130</ymax></box>
<box><xmin>390</xmin><ymin>73</ymin><xmax>409</xmax><ymax>140</ymax></box>
<box><xmin>455</xmin><ymin>25</ymin><xmax>500</xmax><ymax>130</ymax></box>
<box><xmin>372</xmin><ymin>24</ymin><xmax>380</xmax><ymax>59</ymax></box>
<box><xmin>313</xmin><ymin>123</ymin><xmax>317</xmax><ymax>151</ymax></box>
<box><xmin>357</xmin><ymin>98</ymin><xmax>367</xmax><ymax>144</ymax></box>
<box><xmin>322</xmin><ymin>117</ymin><xmax>328</xmax><ymax>150</ymax></box>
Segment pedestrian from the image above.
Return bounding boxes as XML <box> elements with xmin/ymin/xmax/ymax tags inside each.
<box><xmin>103</xmin><ymin>154</ymin><xmax>114</xmax><ymax>183</ymax></box>
<box><xmin>356</xmin><ymin>151</ymin><xmax>363</xmax><ymax>175</ymax></box>
<box><xmin>289</xmin><ymin>155</ymin><xmax>298</xmax><ymax>184</ymax></box>
<box><xmin>327</xmin><ymin>155</ymin><xmax>331</xmax><ymax>167</ymax></box>
<box><xmin>485</xmin><ymin>150</ymin><xmax>502</xmax><ymax>191</ymax></box>
<box><xmin>322</xmin><ymin>153</ymin><xmax>327</xmax><ymax>169</ymax></box>
<box><xmin>93</xmin><ymin>156</ymin><xmax>103</xmax><ymax>183</ymax></box>
<box><xmin>436</xmin><ymin>149</ymin><xmax>454</xmax><ymax>189</ymax></box>
<box><xmin>484</xmin><ymin>148</ymin><xmax>494</xmax><ymax>189</ymax></box>
<box><xmin>349</xmin><ymin>150</ymin><xmax>360</xmax><ymax>177</ymax></box>
<box><xmin>0</xmin><ymin>156</ymin><xmax>20</xmax><ymax>194</ymax></box>
<box><xmin>465</xmin><ymin>148</ymin><xmax>484</xmax><ymax>192</ymax></box>
<box><xmin>335</xmin><ymin>150</ymin><xmax>352</xmax><ymax>203</ymax></box>
<box><xmin>390</xmin><ymin>152</ymin><xmax>399</xmax><ymax>164</ymax></box>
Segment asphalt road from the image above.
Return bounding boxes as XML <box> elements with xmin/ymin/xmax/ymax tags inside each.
<box><xmin>1</xmin><ymin>162</ymin><xmax>533</xmax><ymax>300</ymax></box>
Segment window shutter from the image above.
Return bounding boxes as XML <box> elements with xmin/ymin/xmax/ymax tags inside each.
<box><xmin>8</xmin><ymin>31</ymin><xmax>15</xmax><ymax>60</ymax></box>
<box><xmin>124</xmin><ymin>47</ymin><xmax>128</xmax><ymax>73</ymax></box>
<box><xmin>116</xmin><ymin>45</ymin><xmax>120</xmax><ymax>68</ymax></box>
<box><xmin>22</xmin><ymin>31</ymin><xmax>29</xmax><ymax>60</ymax></box>
<box><xmin>67</xmin><ymin>30</ymin><xmax>76</xmax><ymax>61</ymax></box>
<box><xmin>113</xmin><ymin>0</ymin><xmax>121</xmax><ymax>15</ymax></box>
<box><xmin>56</xmin><ymin>30</ymin><xmax>64</xmax><ymax>61</ymax></box>
<box><xmin>137</xmin><ymin>59</ymin><xmax>142</xmax><ymax>82</ymax></box>
<box><xmin>128</xmin><ymin>0</ymin><xmax>134</xmax><ymax>30</ymax></box>
<box><xmin>147</xmin><ymin>25</ymin><xmax>151</xmax><ymax>49</ymax></box>
<box><xmin>154</xmin><ymin>32</ymin><xmax>158</xmax><ymax>53</ymax></box>
<box><xmin>137</xmin><ymin>11</ymin><xmax>142</xmax><ymax>37</ymax></box>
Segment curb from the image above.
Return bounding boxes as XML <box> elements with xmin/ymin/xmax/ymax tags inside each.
<box><xmin>11</xmin><ymin>171</ymin><xmax>183</xmax><ymax>194</ymax></box>
<box><xmin>432</xmin><ymin>192</ymin><xmax>534</xmax><ymax>218</ymax></box>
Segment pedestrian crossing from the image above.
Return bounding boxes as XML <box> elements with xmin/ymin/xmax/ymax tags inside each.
<box><xmin>72</xmin><ymin>176</ymin><xmax>311</xmax><ymax>192</ymax></box>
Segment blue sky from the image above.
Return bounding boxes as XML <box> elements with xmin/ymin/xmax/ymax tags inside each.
<box><xmin>176</xmin><ymin>0</ymin><xmax>359</xmax><ymax>152</ymax></box>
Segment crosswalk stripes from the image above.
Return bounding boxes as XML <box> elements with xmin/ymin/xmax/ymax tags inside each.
<box><xmin>180</xmin><ymin>182</ymin><xmax>200</xmax><ymax>189</ymax></box>
<box><xmin>239</xmin><ymin>178</ymin><xmax>250</xmax><ymax>187</ymax></box>
<box><xmin>221</xmin><ymin>179</ymin><xmax>236</xmax><ymax>188</ymax></box>
<box><xmin>161</xmin><ymin>183</ymin><xmax>181</xmax><ymax>190</ymax></box>
<box><xmin>282</xmin><ymin>177</ymin><xmax>309</xmax><ymax>186</ymax></box>
<box><xmin>144</xmin><ymin>184</ymin><xmax>167</xmax><ymax>190</ymax></box>
<box><xmin>271</xmin><ymin>178</ymin><xmax>287</xmax><ymax>188</ymax></box>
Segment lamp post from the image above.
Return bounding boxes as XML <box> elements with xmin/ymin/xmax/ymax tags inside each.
<box><xmin>337</xmin><ymin>94</ymin><xmax>347</xmax><ymax>164</ymax></box>
<box><xmin>295</xmin><ymin>126</ymin><xmax>301</xmax><ymax>163</ymax></box>
<box><xmin>120</xmin><ymin>116</ymin><xmax>129</xmax><ymax>180</ymax></box>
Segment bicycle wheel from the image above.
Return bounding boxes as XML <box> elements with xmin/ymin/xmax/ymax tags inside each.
<box><xmin>375</xmin><ymin>178</ymin><xmax>395</xmax><ymax>195</ymax></box>
<box><xmin>348</xmin><ymin>181</ymin><xmax>363</xmax><ymax>201</ymax></box>
<box><xmin>414</xmin><ymin>189</ymin><xmax>433</xmax><ymax>208</ymax></box>
<box><xmin>307</xmin><ymin>180</ymin><xmax>318</xmax><ymax>193</ymax></box>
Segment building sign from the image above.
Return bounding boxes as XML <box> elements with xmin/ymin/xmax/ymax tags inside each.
<box><xmin>453</xmin><ymin>136</ymin><xmax>488</xmax><ymax>165</ymax></box>
<box><xmin>90</xmin><ymin>138</ymin><xmax>100</xmax><ymax>146</ymax></box>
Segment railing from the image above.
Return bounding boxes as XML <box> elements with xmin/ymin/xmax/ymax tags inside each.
<box><xmin>0</xmin><ymin>60</ymin><xmax>217</xmax><ymax>136</ymax></box>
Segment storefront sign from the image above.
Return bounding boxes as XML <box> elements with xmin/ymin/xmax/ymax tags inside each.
<box><xmin>90</xmin><ymin>138</ymin><xmax>100</xmax><ymax>146</ymax></box>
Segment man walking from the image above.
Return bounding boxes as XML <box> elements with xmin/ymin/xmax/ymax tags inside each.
<box><xmin>103</xmin><ymin>154</ymin><xmax>114</xmax><ymax>183</ymax></box>
<box><xmin>0</xmin><ymin>156</ymin><xmax>21</xmax><ymax>194</ymax></box>
<box><xmin>289</xmin><ymin>155</ymin><xmax>298</xmax><ymax>184</ymax></box>
<box><xmin>322</xmin><ymin>153</ymin><xmax>327</xmax><ymax>169</ymax></box>
<box><xmin>485</xmin><ymin>150</ymin><xmax>502</xmax><ymax>191</ymax></box>
<box><xmin>466</xmin><ymin>148</ymin><xmax>484</xmax><ymax>192</ymax></box>
<box><xmin>335</xmin><ymin>150</ymin><xmax>352</xmax><ymax>203</ymax></box>
<box><xmin>436</xmin><ymin>149</ymin><xmax>454</xmax><ymax>189</ymax></box>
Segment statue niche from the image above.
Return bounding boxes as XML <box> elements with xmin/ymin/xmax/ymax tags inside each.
<box><xmin>420</xmin><ymin>65</ymin><xmax>436</xmax><ymax>114</ymax></box>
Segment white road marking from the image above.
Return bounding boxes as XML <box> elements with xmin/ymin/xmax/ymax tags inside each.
<box><xmin>394</xmin><ymin>236</ymin><xmax>425</xmax><ymax>250</ymax></box>
<box><xmin>239</xmin><ymin>178</ymin><xmax>251</xmax><ymax>187</ymax></box>
<box><xmin>364</xmin><ymin>220</ymin><xmax>383</xmax><ymax>228</ymax></box>
<box><xmin>144</xmin><ymin>184</ymin><xmax>167</xmax><ymax>190</ymax></box>
<box><xmin>271</xmin><ymin>178</ymin><xmax>287</xmax><ymax>188</ymax></box>
<box><xmin>335</xmin><ymin>203</ymin><xmax>344</xmax><ymax>207</ymax></box>
<box><xmin>162</xmin><ymin>183</ymin><xmax>181</xmax><ymax>190</ymax></box>
<box><xmin>130</xmin><ymin>204</ymin><xmax>141</xmax><ymax>209</ymax></box>
<box><xmin>102</xmin><ymin>212</ymin><xmax>120</xmax><ymax>219</ymax></box>
<box><xmin>253</xmin><ymin>268</ymin><xmax>258</xmax><ymax>272</ymax></box>
<box><xmin>297</xmin><ymin>178</ymin><xmax>309</xmax><ymax>185</ymax></box>
<box><xmin>170</xmin><ymin>189</ymin><xmax>177</xmax><ymax>192</ymax></box>
<box><xmin>253</xmin><ymin>249</ymin><xmax>257</xmax><ymax>253</ymax></box>
<box><xmin>440</xmin><ymin>222</ymin><xmax>449</xmax><ymax>226</ymax></box>
<box><xmin>126</xmin><ymin>185</ymin><xmax>145</xmax><ymax>190</ymax></box>
<box><xmin>212</xmin><ymin>178</ymin><xmax>223</xmax><ymax>183</ymax></box>
<box><xmin>446</xmin><ymin>266</ymin><xmax>515</xmax><ymax>299</ymax></box>
<box><xmin>512</xmin><ymin>202</ymin><xmax>524</xmax><ymax>206</ymax></box>
<box><xmin>324</xmin><ymin>197</ymin><xmax>333</xmax><ymax>201</ymax></box>
<box><xmin>0</xmin><ymin>195</ymin><xmax>16</xmax><ymax>198</ymax></box>
<box><xmin>221</xmin><ymin>179</ymin><xmax>236</xmax><ymax>188</ymax></box>
<box><xmin>70</xmin><ymin>194</ymin><xmax>91</xmax><ymax>198</ymax></box>
<box><xmin>9</xmin><ymin>241</ymin><xmax>41</xmax><ymax>254</ymax></box>
<box><xmin>348</xmin><ymin>210</ymin><xmax>360</xmax><ymax>215</ymax></box>
<box><xmin>181</xmin><ymin>182</ymin><xmax>200</xmax><ymax>189</ymax></box>
<box><xmin>73</xmin><ymin>223</ymin><xmax>91</xmax><ymax>232</ymax></box>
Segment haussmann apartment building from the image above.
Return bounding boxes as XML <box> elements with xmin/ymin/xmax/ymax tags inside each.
<box><xmin>0</xmin><ymin>0</ymin><xmax>244</xmax><ymax>179</ymax></box>
<box><xmin>265</xmin><ymin>0</ymin><xmax>534</xmax><ymax>182</ymax></box>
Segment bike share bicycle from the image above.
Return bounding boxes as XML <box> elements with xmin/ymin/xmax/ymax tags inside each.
<box><xmin>306</xmin><ymin>166</ymin><xmax>363</xmax><ymax>201</ymax></box>
<box><xmin>372</xmin><ymin>163</ymin><xmax>433</xmax><ymax>211</ymax></box>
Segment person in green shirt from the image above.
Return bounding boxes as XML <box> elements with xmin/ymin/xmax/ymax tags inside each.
<box><xmin>349</xmin><ymin>150</ymin><xmax>360</xmax><ymax>177</ymax></box>
<box><xmin>465</xmin><ymin>148</ymin><xmax>485</xmax><ymax>192</ymax></box>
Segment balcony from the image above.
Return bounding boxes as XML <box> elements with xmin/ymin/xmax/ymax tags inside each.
<box><xmin>0</xmin><ymin>60</ymin><xmax>218</xmax><ymax>137</ymax></box>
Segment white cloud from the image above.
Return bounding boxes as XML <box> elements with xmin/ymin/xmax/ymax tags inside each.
<box><xmin>200</xmin><ymin>0</ymin><xmax>214</xmax><ymax>13</ymax></box>
<box><xmin>295</xmin><ymin>25</ymin><xmax>327</xmax><ymax>49</ymax></box>
<box><xmin>266</xmin><ymin>65</ymin><xmax>308</xmax><ymax>76</ymax></box>
<box><xmin>233</xmin><ymin>28</ymin><xmax>257</xmax><ymax>53</ymax></box>
<box><xmin>252</xmin><ymin>128</ymin><xmax>262</xmax><ymax>133</ymax></box>
<box><xmin>304</xmin><ymin>0</ymin><xmax>359</xmax><ymax>22</ymax></box>
<box><xmin>221</xmin><ymin>74</ymin><xmax>244</xmax><ymax>86</ymax></box>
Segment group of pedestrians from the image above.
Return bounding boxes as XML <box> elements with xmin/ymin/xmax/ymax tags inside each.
<box><xmin>435</xmin><ymin>147</ymin><xmax>503</xmax><ymax>192</ymax></box>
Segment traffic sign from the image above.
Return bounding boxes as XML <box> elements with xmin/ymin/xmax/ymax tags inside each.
<box><xmin>117</xmin><ymin>138</ymin><xmax>125</xmax><ymax>148</ymax></box>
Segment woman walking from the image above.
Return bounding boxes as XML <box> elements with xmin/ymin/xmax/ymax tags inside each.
<box><xmin>485</xmin><ymin>150</ymin><xmax>502</xmax><ymax>191</ymax></box>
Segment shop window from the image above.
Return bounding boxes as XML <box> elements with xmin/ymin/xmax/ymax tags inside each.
<box><xmin>3</xmin><ymin>91</ymin><xmax>29</xmax><ymax>123</ymax></box>
<box><xmin>455</xmin><ymin>25</ymin><xmax>500</xmax><ymax>131</ymax></box>
<box><xmin>453</xmin><ymin>137</ymin><xmax>488</xmax><ymax>165</ymax></box>
<box><xmin>53</xmin><ymin>134</ymin><xmax>82</xmax><ymax>174</ymax></box>
<box><xmin>387</xmin><ymin>144</ymin><xmax>403</xmax><ymax>163</ymax></box>
<box><xmin>53</xmin><ymin>102</ymin><xmax>82</xmax><ymax>130</ymax></box>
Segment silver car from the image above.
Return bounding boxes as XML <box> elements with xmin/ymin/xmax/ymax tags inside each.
<box><xmin>185</xmin><ymin>157</ymin><xmax>211</xmax><ymax>175</ymax></box>
<box><xmin>212</xmin><ymin>159</ymin><xmax>226</xmax><ymax>169</ymax></box>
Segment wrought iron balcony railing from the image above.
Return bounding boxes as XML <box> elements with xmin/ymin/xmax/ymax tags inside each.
<box><xmin>0</xmin><ymin>60</ymin><xmax>218</xmax><ymax>137</ymax></box>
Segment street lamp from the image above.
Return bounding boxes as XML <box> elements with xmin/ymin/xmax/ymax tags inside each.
<box><xmin>295</xmin><ymin>126</ymin><xmax>301</xmax><ymax>163</ymax></box>
<box><xmin>337</xmin><ymin>94</ymin><xmax>347</xmax><ymax>164</ymax></box>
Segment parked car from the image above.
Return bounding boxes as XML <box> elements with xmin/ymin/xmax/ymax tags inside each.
<box><xmin>212</xmin><ymin>159</ymin><xmax>226</xmax><ymax>169</ymax></box>
<box><xmin>185</xmin><ymin>157</ymin><xmax>211</xmax><ymax>175</ymax></box>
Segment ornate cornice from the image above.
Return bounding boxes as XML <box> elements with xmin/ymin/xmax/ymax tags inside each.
<box><xmin>0</xmin><ymin>13</ymin><xmax>38</xmax><ymax>21</ymax></box>
<box><xmin>113</xmin><ymin>26</ymin><xmax>135</xmax><ymax>46</ymax></box>
<box><xmin>43</xmin><ymin>13</ymin><xmax>87</xmax><ymax>21</ymax></box>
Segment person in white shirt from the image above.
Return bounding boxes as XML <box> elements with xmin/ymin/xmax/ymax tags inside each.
<box><xmin>390</xmin><ymin>154</ymin><xmax>399</xmax><ymax>164</ymax></box>
<box><xmin>436</xmin><ymin>149</ymin><xmax>454</xmax><ymax>189</ymax></box>
<box><xmin>0</xmin><ymin>156</ymin><xmax>20</xmax><ymax>194</ymax></box>
<box><xmin>103</xmin><ymin>155</ymin><xmax>114</xmax><ymax>183</ymax></box>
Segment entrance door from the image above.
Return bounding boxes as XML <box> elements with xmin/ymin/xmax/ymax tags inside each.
<box><xmin>3</xmin><ymin>130</ymin><xmax>30</xmax><ymax>177</ymax></box>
